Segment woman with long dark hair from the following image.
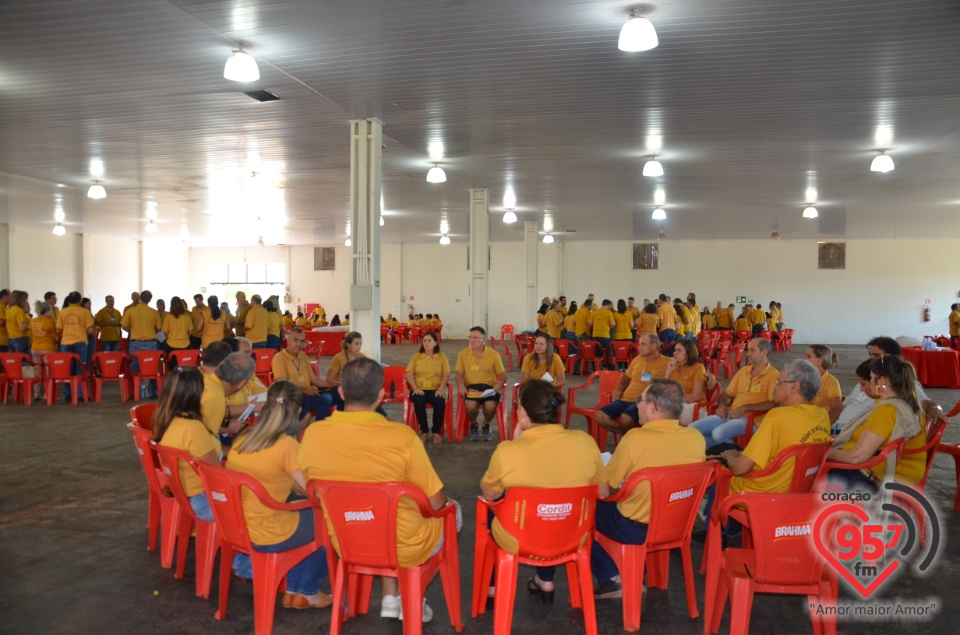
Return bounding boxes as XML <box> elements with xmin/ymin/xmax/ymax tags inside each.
<box><xmin>201</xmin><ymin>295</ymin><xmax>225</xmax><ymax>348</ymax></box>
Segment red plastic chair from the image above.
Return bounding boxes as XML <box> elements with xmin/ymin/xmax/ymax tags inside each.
<box><xmin>91</xmin><ymin>352</ymin><xmax>130</xmax><ymax>403</ymax></box>
<box><xmin>565</xmin><ymin>370</ymin><xmax>622</xmax><ymax>448</ymax></box>
<box><xmin>252</xmin><ymin>348</ymin><xmax>276</xmax><ymax>386</ymax></box>
<box><xmin>307</xmin><ymin>479</ymin><xmax>464</xmax><ymax>635</ymax></box>
<box><xmin>704</xmin><ymin>493</ymin><xmax>839</xmax><ymax>635</ymax></box>
<box><xmin>167</xmin><ymin>348</ymin><xmax>202</xmax><ymax>370</ymax></box>
<box><xmin>815</xmin><ymin>437</ymin><xmax>906</xmax><ymax>490</ymax></box>
<box><xmin>611</xmin><ymin>341</ymin><xmax>639</xmax><ymax>370</ymax></box>
<box><xmin>936</xmin><ymin>440</ymin><xmax>960</xmax><ymax>511</ymax></box>
<box><xmin>723</xmin><ymin>343</ymin><xmax>746</xmax><ymax>377</ymax></box>
<box><xmin>759</xmin><ymin>330</ymin><xmax>773</xmax><ymax>341</ymax></box>
<box><xmin>196</xmin><ymin>462</ymin><xmax>326</xmax><ymax>635</ymax></box>
<box><xmin>554</xmin><ymin>339</ymin><xmax>580</xmax><ymax>374</ymax></box>
<box><xmin>380</xmin><ymin>325</ymin><xmax>392</xmax><ymax>344</ymax></box>
<box><xmin>576</xmin><ymin>339</ymin><xmax>603</xmax><ymax>376</ymax></box>
<box><xmin>691</xmin><ymin>384</ymin><xmax>722</xmax><ymax>422</ymax></box>
<box><xmin>782</xmin><ymin>329</ymin><xmax>794</xmax><ymax>350</ymax></box>
<box><xmin>128</xmin><ymin>423</ymin><xmax>180</xmax><ymax>566</ymax></box>
<box><xmin>380</xmin><ymin>365</ymin><xmax>408</xmax><ymax>409</ymax></box>
<box><xmin>472</xmin><ymin>486</ymin><xmax>599</xmax><ymax>634</ymax></box>
<box><xmin>434</xmin><ymin>325</ymin><xmax>443</xmax><ymax>342</ymax></box>
<box><xmin>155</xmin><ymin>445</ymin><xmax>220</xmax><ymax>599</ymax></box>
<box><xmin>407</xmin><ymin>326</ymin><xmax>422</xmax><ymax>344</ymax></box>
<box><xmin>131</xmin><ymin>402</ymin><xmax>158</xmax><ymax>431</ymax></box>
<box><xmin>499</xmin><ymin>324</ymin><xmax>515</xmax><ymax>341</ymax></box>
<box><xmin>392</xmin><ymin>324</ymin><xmax>408</xmax><ymax>344</ymax></box>
<box><xmin>514</xmin><ymin>335</ymin><xmax>531</xmax><ymax>362</ymax></box>
<box><xmin>455</xmin><ymin>387</ymin><xmax>508</xmax><ymax>441</ymax></box>
<box><xmin>0</xmin><ymin>353</ymin><xmax>41</xmax><ymax>405</ymax></box>
<box><xmin>595</xmin><ymin>462</ymin><xmax>718</xmax><ymax>632</ymax></box>
<box><xmin>488</xmin><ymin>337</ymin><xmax>514</xmax><ymax>371</ymax></box>
<box><xmin>735</xmin><ymin>330</ymin><xmax>751</xmax><ymax>344</ymax></box>
<box><xmin>733</xmin><ymin>408</ymin><xmax>772</xmax><ymax>448</ymax></box>
<box><xmin>705</xmin><ymin>341</ymin><xmax>731</xmax><ymax>376</ymax></box>
<box><xmin>129</xmin><ymin>350</ymin><xmax>164</xmax><ymax>402</ymax></box>
<box><xmin>718</xmin><ymin>330</ymin><xmax>733</xmax><ymax>341</ymax></box>
<box><xmin>41</xmin><ymin>352</ymin><xmax>87</xmax><ymax>405</ymax></box>
<box><xmin>403</xmin><ymin>383</ymin><xmax>455</xmax><ymax>440</ymax></box>
<box><xmin>893</xmin><ymin>419</ymin><xmax>946</xmax><ymax>545</ymax></box>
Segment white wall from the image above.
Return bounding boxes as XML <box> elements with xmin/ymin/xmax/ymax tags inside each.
<box><xmin>0</xmin><ymin>224</ymin><xmax>9</xmax><ymax>289</ymax></box>
<box><xmin>5</xmin><ymin>225</ymin><xmax>82</xmax><ymax>298</ymax></box>
<box><xmin>84</xmin><ymin>234</ymin><xmax>141</xmax><ymax>309</ymax></box>
<box><xmin>399</xmin><ymin>243</ymin><xmax>472</xmax><ymax>336</ymax></box>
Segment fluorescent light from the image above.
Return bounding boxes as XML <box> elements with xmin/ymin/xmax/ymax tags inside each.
<box><xmin>870</xmin><ymin>151</ymin><xmax>895</xmax><ymax>173</ymax></box>
<box><xmin>145</xmin><ymin>220</ymin><xmax>159</xmax><ymax>234</ymax></box>
<box><xmin>618</xmin><ymin>14</ymin><xmax>659</xmax><ymax>52</ymax></box>
<box><xmin>651</xmin><ymin>207</ymin><xmax>667</xmax><ymax>220</ymax></box>
<box><xmin>439</xmin><ymin>235</ymin><xmax>451</xmax><ymax>246</ymax></box>
<box><xmin>802</xmin><ymin>205</ymin><xmax>819</xmax><ymax>219</ymax></box>
<box><xmin>502</xmin><ymin>210</ymin><xmax>518</xmax><ymax>224</ymax></box>
<box><xmin>224</xmin><ymin>47</ymin><xmax>260</xmax><ymax>82</ymax></box>
<box><xmin>52</xmin><ymin>223</ymin><xmax>66</xmax><ymax>236</ymax></box>
<box><xmin>642</xmin><ymin>157</ymin><xmax>664</xmax><ymax>177</ymax></box>
<box><xmin>426</xmin><ymin>164</ymin><xmax>446</xmax><ymax>183</ymax></box>
<box><xmin>87</xmin><ymin>182</ymin><xmax>106</xmax><ymax>199</ymax></box>
<box><xmin>542</xmin><ymin>234</ymin><xmax>555</xmax><ymax>244</ymax></box>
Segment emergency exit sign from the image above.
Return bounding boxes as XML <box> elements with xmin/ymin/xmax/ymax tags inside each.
<box><xmin>736</xmin><ymin>296</ymin><xmax>746</xmax><ymax>303</ymax></box>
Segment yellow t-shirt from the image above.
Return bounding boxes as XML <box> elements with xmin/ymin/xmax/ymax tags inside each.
<box><xmin>159</xmin><ymin>416</ymin><xmax>222</xmax><ymax>497</ymax></box>
<box><xmin>621</xmin><ymin>354</ymin><xmax>672</xmax><ymax>403</ymax></box>
<box><xmin>840</xmin><ymin>403</ymin><xmax>927</xmax><ymax>484</ymax></box>
<box><xmin>734</xmin><ymin>317</ymin><xmax>751</xmax><ymax>333</ymax></box>
<box><xmin>201</xmin><ymin>372</ymin><xmax>228</xmax><ymax>436</ymax></box>
<box><xmin>455</xmin><ymin>346</ymin><xmax>506</xmax><ymax>391</ymax></box>
<box><xmin>719</xmin><ymin>309</ymin><xmax>735</xmax><ymax>329</ymax></box>
<box><xmin>750</xmin><ymin>309</ymin><xmax>766</xmax><ymax>326</ymax></box>
<box><xmin>729</xmin><ymin>404</ymin><xmax>831</xmax><ymax>494</ymax></box>
<box><xmin>520</xmin><ymin>353</ymin><xmax>565</xmax><ymax>384</ymax></box>
<box><xmin>121</xmin><ymin>304</ymin><xmax>160</xmax><ymax>341</ymax></box>
<box><xmin>606</xmin><ymin>419</ymin><xmax>706</xmax><ymax>523</ymax></box>
<box><xmin>227</xmin><ymin>375</ymin><xmax>269</xmax><ymax>407</ymax></box>
<box><xmin>558</xmin><ymin>306</ymin><xmax>569</xmax><ymax>317</ymax></box>
<box><xmin>574</xmin><ymin>307</ymin><xmax>590</xmax><ymax>337</ymax></box>
<box><xmin>5</xmin><ymin>305</ymin><xmax>29</xmax><ymax>339</ymax></box>
<box><xmin>657</xmin><ymin>304</ymin><xmax>677</xmax><ymax>332</ymax></box>
<box><xmin>234</xmin><ymin>303</ymin><xmax>250</xmax><ymax>336</ymax></box>
<box><xmin>628</xmin><ymin>306</ymin><xmax>642</xmax><ymax>321</ymax></box>
<box><xmin>226</xmin><ymin>434</ymin><xmax>300</xmax><ymax>545</ymax></box>
<box><xmin>295</xmin><ymin>317</ymin><xmax>311</xmax><ymax>327</ymax></box>
<box><xmin>283</xmin><ymin>315</ymin><xmax>295</xmax><ymax>330</ymax></box>
<box><xmin>244</xmin><ymin>305</ymin><xmax>269</xmax><ymax>343</ymax></box>
<box><xmin>299</xmin><ymin>410</ymin><xmax>445</xmax><ymax>568</ymax></box>
<box><xmin>405</xmin><ymin>352</ymin><xmax>450</xmax><ymax>391</ymax></box>
<box><xmin>95</xmin><ymin>307</ymin><xmax>123</xmax><ymax>342</ymax></box>
<box><xmin>201</xmin><ymin>312</ymin><xmax>226</xmax><ymax>348</ymax></box>
<box><xmin>545</xmin><ymin>311</ymin><xmax>564</xmax><ymax>339</ymax></box>
<box><xmin>669</xmin><ymin>363</ymin><xmax>708</xmax><ymax>400</ymax></box>
<box><xmin>637</xmin><ymin>312</ymin><xmax>659</xmax><ymax>335</ymax></box>
<box><xmin>688</xmin><ymin>305</ymin><xmax>702</xmax><ymax>336</ymax></box>
<box><xmin>702</xmin><ymin>313</ymin><xmax>718</xmax><ymax>330</ymax></box>
<box><xmin>725</xmin><ymin>364</ymin><xmax>779</xmax><ymax>423</ymax></box>
<box><xmin>272</xmin><ymin>349</ymin><xmax>313</xmax><ymax>389</ymax></box>
<box><xmin>590</xmin><ymin>308</ymin><xmax>615</xmax><ymax>338</ymax></box>
<box><xmin>563</xmin><ymin>314</ymin><xmax>577</xmax><ymax>333</ymax></box>
<box><xmin>613</xmin><ymin>312</ymin><xmax>633</xmax><ymax>340</ymax></box>
<box><xmin>267</xmin><ymin>312</ymin><xmax>282</xmax><ymax>337</ymax></box>
<box><xmin>675</xmin><ymin>305</ymin><xmax>691</xmax><ymax>335</ymax></box>
<box><xmin>30</xmin><ymin>316</ymin><xmax>58</xmax><ymax>352</ymax></box>
<box><xmin>57</xmin><ymin>304</ymin><xmax>95</xmax><ymax>345</ymax></box>
<box><xmin>480</xmin><ymin>425</ymin><xmax>606</xmax><ymax>553</ymax></box>
<box><xmin>811</xmin><ymin>371</ymin><xmax>842</xmax><ymax>410</ymax></box>
<box><xmin>326</xmin><ymin>351</ymin><xmax>366</xmax><ymax>383</ymax></box>
<box><xmin>162</xmin><ymin>314</ymin><xmax>193</xmax><ymax>349</ymax></box>
<box><xmin>950</xmin><ymin>310</ymin><xmax>960</xmax><ymax>337</ymax></box>
<box><xmin>190</xmin><ymin>306</ymin><xmax>207</xmax><ymax>338</ymax></box>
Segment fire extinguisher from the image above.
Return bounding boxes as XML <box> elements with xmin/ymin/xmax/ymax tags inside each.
<box><xmin>923</xmin><ymin>305</ymin><xmax>931</xmax><ymax>322</ymax></box>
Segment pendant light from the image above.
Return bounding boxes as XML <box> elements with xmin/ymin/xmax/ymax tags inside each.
<box><xmin>87</xmin><ymin>181</ymin><xmax>106</xmax><ymax>199</ymax></box>
<box><xmin>542</xmin><ymin>234</ymin><xmax>555</xmax><ymax>244</ymax></box>
<box><xmin>439</xmin><ymin>235</ymin><xmax>451</xmax><ymax>245</ymax></box>
<box><xmin>642</xmin><ymin>156</ymin><xmax>664</xmax><ymax>177</ymax></box>
<box><xmin>618</xmin><ymin>12</ymin><xmax>659</xmax><ymax>52</ymax></box>
<box><xmin>426</xmin><ymin>164</ymin><xmax>446</xmax><ymax>183</ymax></box>
<box><xmin>224</xmin><ymin>46</ymin><xmax>260</xmax><ymax>82</ymax></box>
<box><xmin>870</xmin><ymin>151</ymin><xmax>895</xmax><ymax>173</ymax></box>
<box><xmin>802</xmin><ymin>205</ymin><xmax>819</xmax><ymax>219</ymax></box>
<box><xmin>651</xmin><ymin>207</ymin><xmax>666</xmax><ymax>220</ymax></box>
<box><xmin>52</xmin><ymin>223</ymin><xmax>66</xmax><ymax>236</ymax></box>
<box><xmin>502</xmin><ymin>211</ymin><xmax>518</xmax><ymax>224</ymax></box>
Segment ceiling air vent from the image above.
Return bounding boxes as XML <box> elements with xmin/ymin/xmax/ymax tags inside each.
<box><xmin>243</xmin><ymin>89</ymin><xmax>281</xmax><ymax>102</ymax></box>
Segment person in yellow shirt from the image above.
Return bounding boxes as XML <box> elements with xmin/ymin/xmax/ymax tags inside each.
<box><xmin>544</xmin><ymin>301</ymin><xmax>564</xmax><ymax>340</ymax></box>
<box><xmin>29</xmin><ymin>301</ymin><xmax>58</xmax><ymax>400</ymax></box>
<box><xmin>456</xmin><ymin>326</ymin><xmax>508</xmax><ymax>442</ymax></box>
<box><xmin>43</xmin><ymin>291</ymin><xmax>60</xmax><ymax>324</ymax></box>
<box><xmin>188</xmin><ymin>294</ymin><xmax>207</xmax><ymax>349</ymax></box>
<box><xmin>588</xmin><ymin>299</ymin><xmax>616</xmax><ymax>365</ymax></box>
<box><xmin>627</xmin><ymin>297</ymin><xmax>642</xmax><ymax>340</ymax></box>
<box><xmin>520</xmin><ymin>334</ymin><xmax>566</xmax><ymax>392</ymax></box>
<box><xmin>244</xmin><ymin>295</ymin><xmax>269</xmax><ymax>348</ymax></box>
<box><xmin>56</xmin><ymin>291</ymin><xmax>95</xmax><ymax>401</ymax></box>
<box><xmin>595</xmin><ymin>333</ymin><xmax>673</xmax><ymax>436</ymax></box>
<box><xmin>199</xmin><ymin>295</ymin><xmax>226</xmax><ymax>348</ymax></box>
<box><xmin>94</xmin><ymin>295</ymin><xmax>123</xmax><ymax>352</ymax></box>
<box><xmin>950</xmin><ymin>303</ymin><xmax>960</xmax><ymax>338</ymax></box>
<box><xmin>685</xmin><ymin>298</ymin><xmax>702</xmax><ymax>338</ymax></box>
<box><xmin>161</xmin><ymin>296</ymin><xmax>194</xmax><ymax>354</ymax></box>
<box><xmin>719</xmin><ymin>304</ymin><xmax>735</xmax><ymax>330</ymax></box>
<box><xmin>776</xmin><ymin>302</ymin><xmax>785</xmax><ymax>329</ymax></box>
<box><xmin>701</xmin><ymin>307</ymin><xmax>718</xmax><ymax>330</ymax></box>
<box><xmin>299</xmin><ymin>358</ymin><xmax>457</xmax><ymax>621</ymax></box>
<box><xmin>263</xmin><ymin>299</ymin><xmax>282</xmax><ymax>349</ymax></box>
<box><xmin>733</xmin><ymin>307</ymin><xmax>751</xmax><ymax>334</ymax></box>
<box><xmin>226</xmin><ymin>380</ymin><xmax>332</xmax><ymax>609</ymax></box>
<box><xmin>404</xmin><ymin>332</ymin><xmax>450</xmax><ymax>443</ymax></box>
<box><xmin>282</xmin><ymin>311</ymin><xmax>295</xmax><ymax>330</ymax></box>
<box><xmin>558</xmin><ymin>295</ymin><xmax>569</xmax><ymax>317</ymax></box>
<box><xmin>120</xmin><ymin>290</ymin><xmax>161</xmax><ymax>398</ymax></box>
<box><xmin>612</xmin><ymin>299</ymin><xmax>634</xmax><ymax>344</ymax></box>
<box><xmin>0</xmin><ymin>288</ymin><xmax>10</xmax><ymax>352</ymax></box>
<box><xmin>591</xmin><ymin>379</ymin><xmax>706</xmax><ymax>598</ymax></box>
<box><xmin>574</xmin><ymin>300</ymin><xmax>592</xmax><ymax>341</ymax></box>
<box><xmin>637</xmin><ymin>303</ymin><xmax>659</xmax><ymax>335</ymax></box>
<box><xmin>656</xmin><ymin>293</ymin><xmax>677</xmax><ymax>345</ymax></box>
<box><xmin>5</xmin><ymin>290</ymin><xmax>31</xmax><ymax>353</ymax></box>
<box><xmin>673</xmin><ymin>298</ymin><xmax>691</xmax><ymax>339</ymax></box>
<box><xmin>234</xmin><ymin>291</ymin><xmax>250</xmax><ymax>337</ymax></box>
<box><xmin>272</xmin><ymin>328</ymin><xmax>341</xmax><ymax>421</ymax></box>
<box><xmin>749</xmin><ymin>304</ymin><xmax>767</xmax><ymax>336</ymax></box>
<box><xmin>562</xmin><ymin>301</ymin><xmax>578</xmax><ymax>341</ymax></box>
<box><xmin>295</xmin><ymin>312</ymin><xmax>310</xmax><ymax>328</ymax></box>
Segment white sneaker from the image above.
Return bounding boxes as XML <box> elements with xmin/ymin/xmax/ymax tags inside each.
<box><xmin>380</xmin><ymin>594</ymin><xmax>401</xmax><ymax>619</ymax></box>
<box><xmin>398</xmin><ymin>597</ymin><xmax>434</xmax><ymax>623</ymax></box>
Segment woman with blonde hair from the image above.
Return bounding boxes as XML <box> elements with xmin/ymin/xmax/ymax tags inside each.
<box><xmin>325</xmin><ymin>331</ymin><xmax>364</xmax><ymax>386</ymax></box>
<box><xmin>226</xmin><ymin>380</ymin><xmax>331</xmax><ymax>609</ymax></box>
<box><xmin>29</xmin><ymin>301</ymin><xmax>57</xmax><ymax>399</ymax></box>
<box><xmin>805</xmin><ymin>344</ymin><xmax>843</xmax><ymax>416</ymax></box>
<box><xmin>520</xmin><ymin>334</ymin><xmax>565</xmax><ymax>392</ymax></box>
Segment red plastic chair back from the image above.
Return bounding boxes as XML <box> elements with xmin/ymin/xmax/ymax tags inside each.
<box><xmin>130</xmin><ymin>350</ymin><xmax>163</xmax><ymax>377</ymax></box>
<box><xmin>41</xmin><ymin>351</ymin><xmax>82</xmax><ymax>380</ymax></box>
<box><xmin>492</xmin><ymin>485</ymin><xmax>598</xmax><ymax>560</ymax></box>
<box><xmin>489</xmin><ymin>337</ymin><xmax>514</xmax><ymax>371</ymax></box>
<box><xmin>128</xmin><ymin>423</ymin><xmax>180</xmax><ymax>564</ymax></box>
<box><xmin>514</xmin><ymin>335</ymin><xmax>531</xmax><ymax>360</ymax></box>
<box><xmin>380</xmin><ymin>365</ymin><xmax>407</xmax><ymax>405</ymax></box>
<box><xmin>131</xmin><ymin>402</ymin><xmax>158</xmax><ymax>431</ymax></box>
<box><xmin>252</xmin><ymin>348</ymin><xmax>276</xmax><ymax>385</ymax></box>
<box><xmin>380</xmin><ymin>325</ymin><xmax>391</xmax><ymax>343</ymax></box>
<box><xmin>818</xmin><ymin>437</ymin><xmax>906</xmax><ymax>488</ymax></box>
<box><xmin>611</xmin><ymin>341</ymin><xmax>638</xmax><ymax>364</ymax></box>
<box><xmin>577</xmin><ymin>339</ymin><xmax>602</xmax><ymax>375</ymax></box>
<box><xmin>907</xmin><ymin>418</ymin><xmax>947</xmax><ymax>489</ymax></box>
<box><xmin>0</xmin><ymin>352</ymin><xmax>41</xmax><ymax>405</ymax></box>
<box><xmin>392</xmin><ymin>324</ymin><xmax>407</xmax><ymax>344</ymax></box>
<box><xmin>407</xmin><ymin>326</ymin><xmax>421</xmax><ymax>343</ymax></box>
<box><xmin>759</xmin><ymin>330</ymin><xmax>772</xmax><ymax>340</ymax></box>
<box><xmin>93</xmin><ymin>351</ymin><xmax>126</xmax><ymax>379</ymax></box>
<box><xmin>735</xmin><ymin>330</ymin><xmax>751</xmax><ymax>343</ymax></box>
<box><xmin>1</xmin><ymin>352</ymin><xmax>33</xmax><ymax>380</ymax></box>
<box><xmin>500</xmin><ymin>324</ymin><xmax>515</xmax><ymax>340</ymax></box>
<box><xmin>623</xmin><ymin>462</ymin><xmax>717</xmax><ymax>548</ymax></box>
<box><xmin>168</xmin><ymin>349</ymin><xmax>202</xmax><ymax>368</ymax></box>
<box><xmin>718</xmin><ymin>330</ymin><xmax>733</xmax><ymax>341</ymax></box>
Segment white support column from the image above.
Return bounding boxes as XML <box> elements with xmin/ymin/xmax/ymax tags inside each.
<box><xmin>348</xmin><ymin>118</ymin><xmax>383</xmax><ymax>361</ymax></box>
<box><xmin>469</xmin><ymin>189</ymin><xmax>489</xmax><ymax>333</ymax></box>
<box><xmin>556</xmin><ymin>239</ymin><xmax>566</xmax><ymax>298</ymax></box>
<box><xmin>524</xmin><ymin>221</ymin><xmax>539</xmax><ymax>331</ymax></box>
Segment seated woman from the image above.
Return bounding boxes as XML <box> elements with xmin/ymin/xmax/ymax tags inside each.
<box><xmin>326</xmin><ymin>331</ymin><xmax>364</xmax><ymax>388</ymax></box>
<box><xmin>404</xmin><ymin>332</ymin><xmax>450</xmax><ymax>443</ymax></box>
<box><xmin>519</xmin><ymin>334</ymin><xmax>565</xmax><ymax>393</ymax></box>
<box><xmin>225</xmin><ymin>380</ymin><xmax>332</xmax><ymax>609</ymax></box>
<box><xmin>827</xmin><ymin>356</ymin><xmax>926</xmax><ymax>490</ymax></box>
<box><xmin>329</xmin><ymin>314</ymin><xmax>341</xmax><ymax>327</ymax></box>
<box><xmin>665</xmin><ymin>339</ymin><xmax>707</xmax><ymax>425</ymax></box>
<box><xmin>479</xmin><ymin>382</ymin><xmax>609</xmax><ymax>602</ymax></box>
<box><xmin>805</xmin><ymin>344</ymin><xmax>842</xmax><ymax>418</ymax></box>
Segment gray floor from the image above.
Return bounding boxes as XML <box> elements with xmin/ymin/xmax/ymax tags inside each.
<box><xmin>2</xmin><ymin>340</ymin><xmax>958</xmax><ymax>634</ymax></box>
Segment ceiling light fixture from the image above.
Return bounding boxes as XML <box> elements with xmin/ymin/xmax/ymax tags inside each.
<box><xmin>145</xmin><ymin>220</ymin><xmax>159</xmax><ymax>234</ymax></box>
<box><xmin>770</xmin><ymin>231</ymin><xmax>782</xmax><ymax>240</ymax></box>
<box><xmin>439</xmin><ymin>235</ymin><xmax>451</xmax><ymax>246</ymax></box>
<box><xmin>657</xmin><ymin>230</ymin><xmax>666</xmax><ymax>241</ymax></box>
<box><xmin>542</xmin><ymin>234</ymin><xmax>555</xmax><ymax>244</ymax></box>
<box><xmin>502</xmin><ymin>210</ymin><xmax>518</xmax><ymax>224</ymax></box>
<box><xmin>344</xmin><ymin>237</ymin><xmax>352</xmax><ymax>247</ymax></box>
<box><xmin>642</xmin><ymin>155</ymin><xmax>664</xmax><ymax>177</ymax></box>
<box><xmin>87</xmin><ymin>181</ymin><xmax>106</xmax><ymax>200</ymax></box>
<box><xmin>257</xmin><ymin>236</ymin><xmax>265</xmax><ymax>247</ymax></box>
<box><xmin>802</xmin><ymin>205</ymin><xmax>819</xmax><ymax>219</ymax></box>
<box><xmin>618</xmin><ymin>12</ymin><xmax>659</xmax><ymax>52</ymax></box>
<box><xmin>224</xmin><ymin>45</ymin><xmax>260</xmax><ymax>82</ymax></box>
<box><xmin>870</xmin><ymin>151</ymin><xmax>895</xmax><ymax>173</ymax></box>
<box><xmin>651</xmin><ymin>207</ymin><xmax>667</xmax><ymax>220</ymax></box>
<box><xmin>52</xmin><ymin>223</ymin><xmax>66</xmax><ymax>236</ymax></box>
<box><xmin>426</xmin><ymin>164</ymin><xmax>446</xmax><ymax>183</ymax></box>
<box><xmin>379</xmin><ymin>215</ymin><xmax>385</xmax><ymax>226</ymax></box>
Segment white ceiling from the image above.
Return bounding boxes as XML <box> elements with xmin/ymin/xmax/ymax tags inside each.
<box><xmin>1</xmin><ymin>0</ymin><xmax>959</xmax><ymax>247</ymax></box>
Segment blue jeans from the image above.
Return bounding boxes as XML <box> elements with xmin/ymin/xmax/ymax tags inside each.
<box><xmin>410</xmin><ymin>389</ymin><xmax>446</xmax><ymax>434</ymax></box>
<box><xmin>690</xmin><ymin>415</ymin><xmax>747</xmax><ymax>446</ymax></box>
<box><xmin>128</xmin><ymin>340</ymin><xmax>158</xmax><ymax>397</ymax></box>
<box><xmin>591</xmin><ymin>500</ymin><xmax>648</xmax><ymax>582</ymax></box>
<box><xmin>8</xmin><ymin>337</ymin><xmax>30</xmax><ymax>354</ymax></box>
<box><xmin>251</xmin><ymin>341</ymin><xmax>269</xmax><ymax>349</ymax></box>
<box><xmin>190</xmin><ymin>494</ymin><xmax>252</xmax><ymax>578</ymax></box>
<box><xmin>58</xmin><ymin>341</ymin><xmax>88</xmax><ymax>400</ymax></box>
<box><xmin>100</xmin><ymin>340</ymin><xmax>120</xmax><ymax>352</ymax></box>
<box><xmin>302</xmin><ymin>390</ymin><xmax>336</xmax><ymax>421</ymax></box>
<box><xmin>659</xmin><ymin>329</ymin><xmax>676</xmax><ymax>345</ymax></box>
<box><xmin>253</xmin><ymin>509</ymin><xmax>327</xmax><ymax>596</ymax></box>
<box><xmin>266</xmin><ymin>335</ymin><xmax>281</xmax><ymax>350</ymax></box>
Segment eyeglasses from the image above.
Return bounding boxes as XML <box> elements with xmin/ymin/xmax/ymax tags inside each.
<box><xmin>775</xmin><ymin>379</ymin><xmax>798</xmax><ymax>387</ymax></box>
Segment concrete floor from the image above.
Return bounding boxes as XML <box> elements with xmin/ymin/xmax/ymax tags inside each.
<box><xmin>2</xmin><ymin>341</ymin><xmax>958</xmax><ymax>634</ymax></box>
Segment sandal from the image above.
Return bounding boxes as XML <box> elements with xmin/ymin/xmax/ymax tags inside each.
<box><xmin>527</xmin><ymin>577</ymin><xmax>555</xmax><ymax>604</ymax></box>
<box><xmin>419</xmin><ymin>433</ymin><xmax>428</xmax><ymax>443</ymax></box>
<box><xmin>433</xmin><ymin>434</ymin><xmax>442</xmax><ymax>444</ymax></box>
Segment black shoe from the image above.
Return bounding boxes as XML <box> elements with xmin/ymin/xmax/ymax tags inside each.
<box><xmin>527</xmin><ymin>577</ymin><xmax>555</xmax><ymax>604</ymax></box>
<box><xmin>468</xmin><ymin>425</ymin><xmax>479</xmax><ymax>441</ymax></box>
<box><xmin>594</xmin><ymin>579</ymin><xmax>622</xmax><ymax>600</ymax></box>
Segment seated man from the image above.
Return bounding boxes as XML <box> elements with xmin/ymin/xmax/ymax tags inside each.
<box><xmin>455</xmin><ymin>326</ymin><xmax>507</xmax><ymax>442</ymax></box>
<box><xmin>300</xmin><ymin>358</ymin><xmax>460</xmax><ymax>623</ymax></box>
<box><xmin>272</xmin><ymin>327</ymin><xmax>340</xmax><ymax>421</ymax></box>
<box><xmin>690</xmin><ymin>338</ymin><xmax>778</xmax><ymax>448</ymax></box>
<box><xmin>594</xmin><ymin>333</ymin><xmax>671</xmax><ymax>436</ymax></box>
<box><xmin>592</xmin><ymin>379</ymin><xmax>706</xmax><ymax>598</ymax></box>
<box><xmin>199</xmin><ymin>349</ymin><xmax>256</xmax><ymax>447</ymax></box>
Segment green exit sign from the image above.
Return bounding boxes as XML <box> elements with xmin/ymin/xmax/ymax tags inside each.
<box><xmin>736</xmin><ymin>296</ymin><xmax>746</xmax><ymax>303</ymax></box>
<box><xmin>200</xmin><ymin>286</ymin><xmax>207</xmax><ymax>293</ymax></box>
